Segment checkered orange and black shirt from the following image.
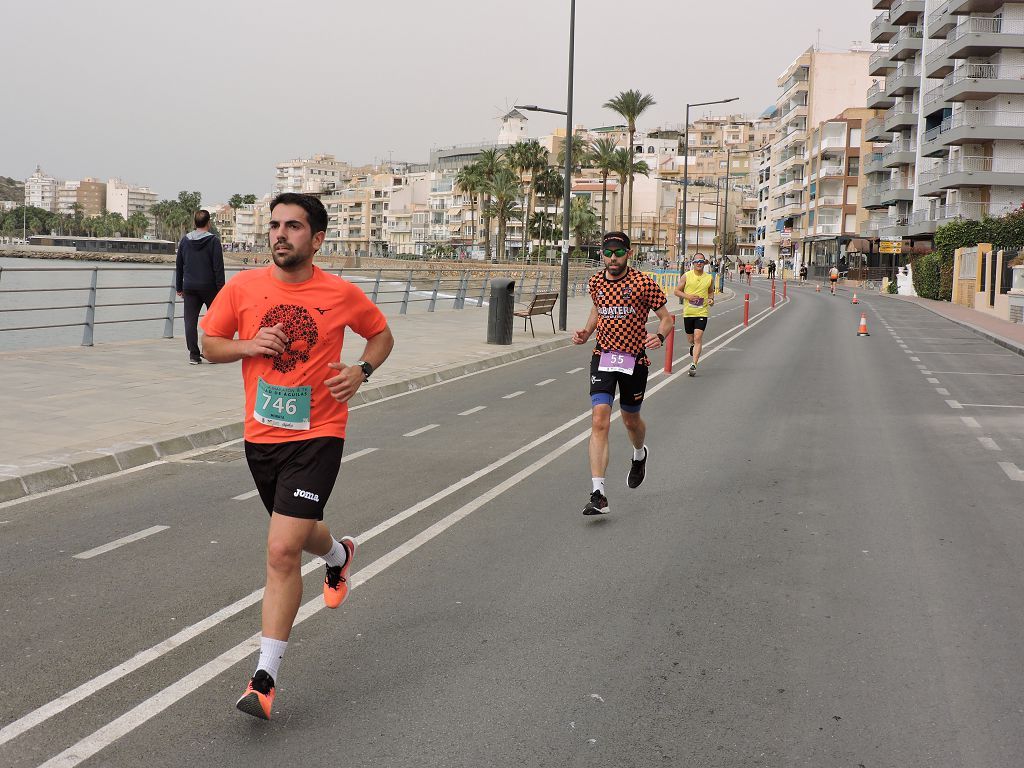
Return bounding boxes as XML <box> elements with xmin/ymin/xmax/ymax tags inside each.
<box><xmin>588</xmin><ymin>267</ymin><xmax>667</xmax><ymax>365</ymax></box>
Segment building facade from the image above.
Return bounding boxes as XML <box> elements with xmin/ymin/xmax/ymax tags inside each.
<box><xmin>105</xmin><ymin>178</ymin><xmax>157</xmax><ymax>235</ymax></box>
<box><xmin>25</xmin><ymin>166</ymin><xmax>58</xmax><ymax>212</ymax></box>
<box><xmin>273</xmin><ymin>154</ymin><xmax>351</xmax><ymax>196</ymax></box>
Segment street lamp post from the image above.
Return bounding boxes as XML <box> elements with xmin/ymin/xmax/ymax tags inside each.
<box><xmin>679</xmin><ymin>96</ymin><xmax>739</xmax><ymax>272</ymax></box>
<box><xmin>511</xmin><ymin>2</ymin><xmax>575</xmax><ymax>331</ymax></box>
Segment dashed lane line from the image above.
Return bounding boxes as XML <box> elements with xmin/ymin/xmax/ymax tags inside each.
<box><xmin>978</xmin><ymin>437</ymin><xmax>1001</xmax><ymax>451</ymax></box>
<box><xmin>536</xmin><ymin>379</ymin><xmax>556</xmax><ymax>387</ymax></box>
<box><xmin>403</xmin><ymin>424</ymin><xmax>440</xmax><ymax>437</ymax></box>
<box><xmin>936</xmin><ymin>388</ymin><xmax>950</xmax><ymax>396</ymax></box>
<box><xmin>961</xmin><ymin>416</ymin><xmax>981</xmax><ymax>428</ymax></box>
<box><xmin>503</xmin><ymin>391</ymin><xmax>525</xmax><ymax>399</ymax></box>
<box><xmin>946</xmin><ymin>400</ymin><xmax>964</xmax><ymax>409</ymax></box>
<box><xmin>458</xmin><ymin>406</ymin><xmax>487</xmax><ymax>416</ymax></box>
<box><xmin>998</xmin><ymin>462</ymin><xmax>1024</xmax><ymax>481</ymax></box>
<box><xmin>73</xmin><ymin>526</ymin><xmax>170</xmax><ymax>560</ymax></box>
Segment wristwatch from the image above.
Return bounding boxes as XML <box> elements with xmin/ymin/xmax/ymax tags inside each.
<box><xmin>356</xmin><ymin>360</ymin><xmax>374</xmax><ymax>382</ymax></box>
<box><xmin>656</xmin><ymin>332</ymin><xmax>665</xmax><ymax>343</ymax></box>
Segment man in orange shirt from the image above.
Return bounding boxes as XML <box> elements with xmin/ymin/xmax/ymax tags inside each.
<box><xmin>201</xmin><ymin>193</ymin><xmax>394</xmax><ymax>720</ymax></box>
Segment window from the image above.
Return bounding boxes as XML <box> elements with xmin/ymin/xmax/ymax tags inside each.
<box><xmin>848</xmin><ymin>157</ymin><xmax>860</xmax><ymax>176</ymax></box>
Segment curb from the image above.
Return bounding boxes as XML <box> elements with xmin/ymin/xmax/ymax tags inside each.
<box><xmin>0</xmin><ymin>335</ymin><xmax>580</xmax><ymax>505</ymax></box>
<box><xmin>888</xmin><ymin>295</ymin><xmax>1024</xmax><ymax>359</ymax></box>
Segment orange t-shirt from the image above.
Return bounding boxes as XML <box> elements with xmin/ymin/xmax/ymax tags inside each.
<box><xmin>200</xmin><ymin>265</ymin><xmax>388</xmax><ymax>443</ymax></box>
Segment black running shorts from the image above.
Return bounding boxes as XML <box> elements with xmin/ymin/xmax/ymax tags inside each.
<box><xmin>683</xmin><ymin>316</ymin><xmax>708</xmax><ymax>334</ymax></box>
<box><xmin>244</xmin><ymin>436</ymin><xmax>345</xmax><ymax>520</ymax></box>
<box><xmin>589</xmin><ymin>353</ymin><xmax>649</xmax><ymax>413</ymax></box>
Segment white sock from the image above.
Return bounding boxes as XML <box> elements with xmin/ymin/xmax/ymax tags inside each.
<box><xmin>633</xmin><ymin>445</ymin><xmax>647</xmax><ymax>461</ymax></box>
<box><xmin>592</xmin><ymin>478</ymin><xmax>605</xmax><ymax>495</ymax></box>
<box><xmin>323</xmin><ymin>538</ymin><xmax>348</xmax><ymax>568</ymax></box>
<box><xmin>257</xmin><ymin>636</ymin><xmax>288</xmax><ymax>682</ymax></box>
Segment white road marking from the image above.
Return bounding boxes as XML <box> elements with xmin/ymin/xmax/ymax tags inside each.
<box><xmin>503</xmin><ymin>391</ymin><xmax>525</xmax><ymax>399</ymax></box>
<box><xmin>961</xmin><ymin>416</ymin><xmax>981</xmax><ymax>428</ymax></box>
<box><xmin>958</xmin><ymin>403</ymin><xmax>1024</xmax><ymax>409</ymax></box>
<box><xmin>566</xmin><ymin>367</ymin><xmax>584</xmax><ymax>374</ymax></box>
<box><xmin>403</xmin><ymin>424</ymin><xmax>440</xmax><ymax>437</ymax></box>
<box><xmin>232</xmin><ymin>490</ymin><xmax>259</xmax><ymax>501</ymax></box>
<box><xmin>935</xmin><ymin>388</ymin><xmax>950</xmax><ymax>396</ymax></box>
<box><xmin>978</xmin><ymin>437</ymin><xmax>1001</xmax><ymax>451</ymax></box>
<box><xmin>926</xmin><ymin>370</ymin><xmax>1024</xmax><ymax>376</ymax></box>
<box><xmin>11</xmin><ymin>296</ymin><xmax>794</xmax><ymax>760</ymax></box>
<box><xmin>998</xmin><ymin>462</ymin><xmax>1024</xmax><ymax>481</ymax></box>
<box><xmin>946</xmin><ymin>400</ymin><xmax>963</xmax><ymax>409</ymax></box>
<box><xmin>911</xmin><ymin>351</ymin><xmax>1013</xmax><ymax>356</ymax></box>
<box><xmin>927</xmin><ymin>378</ymin><xmax>940</xmax><ymax>384</ymax></box>
<box><xmin>458</xmin><ymin>406</ymin><xmax>487</xmax><ymax>416</ymax></box>
<box><xmin>920</xmin><ymin>369</ymin><xmax>932</xmax><ymax>374</ymax></box>
<box><xmin>73</xmin><ymin>526</ymin><xmax>169</xmax><ymax>560</ymax></box>
<box><xmin>910</xmin><ymin>357</ymin><xmax>920</xmax><ymax>361</ymax></box>
<box><xmin>536</xmin><ymin>378</ymin><xmax>556</xmax><ymax>386</ymax></box>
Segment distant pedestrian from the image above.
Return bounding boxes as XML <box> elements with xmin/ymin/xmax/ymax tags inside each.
<box><xmin>767</xmin><ymin>260</ymin><xmax>776</xmax><ymax>279</ymax></box>
<box><xmin>674</xmin><ymin>252</ymin><xmax>715</xmax><ymax>377</ymax></box>
<box><xmin>745</xmin><ymin>262</ymin><xmax>753</xmax><ymax>285</ymax></box>
<box><xmin>175</xmin><ymin>209</ymin><xmax>225</xmax><ymax>365</ymax></box>
<box><xmin>799</xmin><ymin>263</ymin><xmax>808</xmax><ymax>283</ymax></box>
<box><xmin>829</xmin><ymin>264</ymin><xmax>840</xmax><ymax>295</ymax></box>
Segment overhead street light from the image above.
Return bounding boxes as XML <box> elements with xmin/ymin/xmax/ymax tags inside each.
<box><xmin>510</xmin><ymin>0</ymin><xmax>575</xmax><ymax>332</ymax></box>
<box><xmin>679</xmin><ymin>96</ymin><xmax>739</xmax><ymax>272</ymax></box>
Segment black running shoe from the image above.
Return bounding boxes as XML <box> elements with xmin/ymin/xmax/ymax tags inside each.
<box><xmin>189</xmin><ymin>355</ymin><xmax>202</xmax><ymax>365</ymax></box>
<box><xmin>627</xmin><ymin>446</ymin><xmax>648</xmax><ymax>489</ymax></box>
<box><xmin>582</xmin><ymin>490</ymin><xmax>609</xmax><ymax>515</ymax></box>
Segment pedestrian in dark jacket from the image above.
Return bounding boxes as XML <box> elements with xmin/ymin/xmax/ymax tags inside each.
<box><xmin>175</xmin><ymin>209</ymin><xmax>225</xmax><ymax>364</ymax></box>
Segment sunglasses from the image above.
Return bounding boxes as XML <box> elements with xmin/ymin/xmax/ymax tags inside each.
<box><xmin>602</xmin><ymin>248</ymin><xmax>628</xmax><ymax>258</ymax></box>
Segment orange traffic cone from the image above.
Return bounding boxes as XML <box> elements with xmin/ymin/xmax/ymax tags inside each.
<box><xmin>851</xmin><ymin>292</ymin><xmax>859</xmax><ymax>304</ymax></box>
<box><xmin>857</xmin><ymin>313</ymin><xmax>870</xmax><ymax>337</ymax></box>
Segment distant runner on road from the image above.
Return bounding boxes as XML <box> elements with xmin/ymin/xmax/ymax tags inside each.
<box><xmin>829</xmin><ymin>265</ymin><xmax>839</xmax><ymax>295</ymax></box>
<box><xmin>572</xmin><ymin>231</ymin><xmax>673</xmax><ymax>516</ymax></box>
<box><xmin>201</xmin><ymin>193</ymin><xmax>394</xmax><ymax>720</ymax></box>
<box><xmin>674</xmin><ymin>253</ymin><xmax>715</xmax><ymax>377</ymax></box>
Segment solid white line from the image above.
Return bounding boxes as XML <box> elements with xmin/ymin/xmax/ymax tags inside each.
<box><xmin>910</xmin><ymin>351</ymin><xmax>1012</xmax><ymax>356</ymax></box>
<box><xmin>403</xmin><ymin>424</ymin><xmax>440</xmax><ymax>437</ymax></box>
<box><xmin>946</xmin><ymin>400</ymin><xmax>963</xmax><ymax>409</ymax></box>
<box><xmin>33</xmin><ymin>286</ymin><xmax>793</xmax><ymax>768</ymax></box>
<box><xmin>978</xmin><ymin>437</ymin><xmax>1001</xmax><ymax>451</ymax></box>
<box><xmin>958</xmin><ymin>403</ymin><xmax>1024</xmax><ymax>409</ymax></box>
<box><xmin>961</xmin><ymin>416</ymin><xmax>981</xmax><ymax>428</ymax></box>
<box><xmin>536</xmin><ymin>378</ymin><xmax>556</xmax><ymax>386</ymax></box>
<box><xmin>73</xmin><ymin>526</ymin><xmax>169</xmax><ymax>560</ymax></box>
<box><xmin>458</xmin><ymin>406</ymin><xmax>487</xmax><ymax>416</ymax></box>
<box><xmin>503</xmin><ymin>391</ymin><xmax>525</xmax><ymax>399</ymax></box>
<box><xmin>999</xmin><ymin>462</ymin><xmax>1024</xmax><ymax>481</ymax></box>
<box><xmin>935</xmin><ymin>388</ymin><xmax>950</xmax><ymax>396</ymax></box>
<box><xmin>926</xmin><ymin>370</ymin><xmax>1024</xmax><ymax>376</ymax></box>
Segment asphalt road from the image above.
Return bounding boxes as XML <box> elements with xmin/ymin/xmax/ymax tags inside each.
<box><xmin>2</xmin><ymin>279</ymin><xmax>1023</xmax><ymax>768</ymax></box>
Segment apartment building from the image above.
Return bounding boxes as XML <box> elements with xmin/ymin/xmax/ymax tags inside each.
<box><xmin>24</xmin><ymin>166</ymin><xmax>58</xmax><ymax>212</ymax></box>
<box><xmin>235</xmin><ymin>195</ymin><xmax>272</xmax><ymax>247</ymax></box>
<box><xmin>273</xmin><ymin>154</ymin><xmax>351</xmax><ymax>196</ymax></box>
<box><xmin>769</xmin><ymin>47</ymin><xmax>874</xmax><ymax>265</ymax></box>
<box><xmin>106</xmin><ymin>178</ymin><xmax>157</xmax><ymax>235</ymax></box>
<box><xmin>801</xmin><ymin>108</ymin><xmax>881</xmax><ymax>265</ymax></box>
<box><xmin>322</xmin><ymin>173</ymin><xmax>406</xmax><ymax>258</ymax></box>
<box><xmin>56</xmin><ymin>178</ymin><xmax>106</xmax><ymax>217</ymax></box>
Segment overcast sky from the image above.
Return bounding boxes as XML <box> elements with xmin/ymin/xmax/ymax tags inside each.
<box><xmin>4</xmin><ymin>0</ymin><xmax>876</xmax><ymax>205</ymax></box>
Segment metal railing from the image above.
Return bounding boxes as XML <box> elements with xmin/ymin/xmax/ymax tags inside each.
<box><xmin>946</xmin><ymin>62</ymin><xmax>1024</xmax><ymax>85</ymax></box>
<box><xmin>0</xmin><ymin>263</ymin><xmax>592</xmax><ymax>346</ymax></box>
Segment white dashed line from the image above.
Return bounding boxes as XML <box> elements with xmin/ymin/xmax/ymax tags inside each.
<box><xmin>978</xmin><ymin>437</ymin><xmax>1001</xmax><ymax>451</ymax></box>
<box><xmin>566</xmin><ymin>367</ymin><xmax>584</xmax><ymax>374</ymax></box>
<box><xmin>232</xmin><ymin>490</ymin><xmax>259</xmax><ymax>501</ymax></box>
<box><xmin>74</xmin><ymin>526</ymin><xmax>170</xmax><ymax>560</ymax></box>
<box><xmin>946</xmin><ymin>400</ymin><xmax>963</xmax><ymax>409</ymax></box>
<box><xmin>536</xmin><ymin>379</ymin><xmax>556</xmax><ymax>387</ymax></box>
<box><xmin>459</xmin><ymin>406</ymin><xmax>487</xmax><ymax>416</ymax></box>
<box><xmin>910</xmin><ymin>357</ymin><xmax>920</xmax><ymax>361</ymax></box>
<box><xmin>927</xmin><ymin>378</ymin><xmax>940</xmax><ymax>384</ymax></box>
<box><xmin>503</xmin><ymin>391</ymin><xmax>525</xmax><ymax>399</ymax></box>
<box><xmin>935</xmin><ymin>388</ymin><xmax>950</xmax><ymax>396</ymax></box>
<box><xmin>998</xmin><ymin>462</ymin><xmax>1024</xmax><ymax>481</ymax></box>
<box><xmin>961</xmin><ymin>417</ymin><xmax>981</xmax><ymax>428</ymax></box>
<box><xmin>403</xmin><ymin>424</ymin><xmax>440</xmax><ymax>437</ymax></box>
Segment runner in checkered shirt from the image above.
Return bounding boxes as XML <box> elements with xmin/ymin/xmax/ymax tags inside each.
<box><xmin>572</xmin><ymin>231</ymin><xmax>673</xmax><ymax>516</ymax></box>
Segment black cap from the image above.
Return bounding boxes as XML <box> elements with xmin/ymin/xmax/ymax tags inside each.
<box><xmin>602</xmin><ymin>231</ymin><xmax>630</xmax><ymax>250</ymax></box>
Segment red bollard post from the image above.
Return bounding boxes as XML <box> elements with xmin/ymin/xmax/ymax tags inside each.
<box><xmin>771</xmin><ymin>281</ymin><xmax>776</xmax><ymax>308</ymax></box>
<box><xmin>783</xmin><ymin>279</ymin><xmax>788</xmax><ymax>299</ymax></box>
<box><xmin>663</xmin><ymin>315</ymin><xmax>675</xmax><ymax>374</ymax></box>
<box><xmin>744</xmin><ymin>293</ymin><xmax>750</xmax><ymax>326</ymax></box>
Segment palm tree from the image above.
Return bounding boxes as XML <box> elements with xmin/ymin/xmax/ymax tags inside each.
<box><xmin>555</xmin><ymin>133</ymin><xmax>588</xmax><ymax>174</ymax></box>
<box><xmin>534</xmin><ymin>167</ymin><xmax>564</xmax><ymax>261</ymax></box>
<box><xmin>506</xmin><ymin>140</ymin><xmax>549</xmax><ymax>261</ymax></box>
<box><xmin>603</xmin><ymin>89</ymin><xmax>656</xmax><ymax>239</ymax></box>
<box><xmin>455</xmin><ymin>162</ymin><xmax>484</xmax><ymax>255</ymax></box>
<box><xmin>559</xmin><ymin>196</ymin><xmax>599</xmax><ymax>253</ymax></box>
<box><xmin>475</xmin><ymin>148</ymin><xmax>504</xmax><ymax>261</ymax></box>
<box><xmin>484</xmin><ymin>167</ymin><xmax>522</xmax><ymax>263</ymax></box>
<box><xmin>588</xmin><ymin>137</ymin><xmax>619</xmax><ymax>234</ymax></box>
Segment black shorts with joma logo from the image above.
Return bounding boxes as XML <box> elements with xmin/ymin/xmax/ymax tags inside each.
<box><xmin>244</xmin><ymin>436</ymin><xmax>345</xmax><ymax>520</ymax></box>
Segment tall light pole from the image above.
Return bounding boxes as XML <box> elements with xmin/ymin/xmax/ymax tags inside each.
<box><xmin>679</xmin><ymin>97</ymin><xmax>739</xmax><ymax>272</ymax></box>
<box><xmin>511</xmin><ymin>0</ymin><xmax>575</xmax><ymax>331</ymax></box>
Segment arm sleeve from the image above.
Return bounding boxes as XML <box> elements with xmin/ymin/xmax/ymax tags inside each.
<box><xmin>212</xmin><ymin>238</ymin><xmax>225</xmax><ymax>289</ymax></box>
<box><xmin>346</xmin><ymin>285</ymin><xmax>389</xmax><ymax>340</ymax></box>
<box><xmin>175</xmin><ymin>239</ymin><xmax>184</xmax><ymax>292</ymax></box>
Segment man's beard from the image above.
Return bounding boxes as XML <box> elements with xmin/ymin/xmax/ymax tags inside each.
<box><xmin>605</xmin><ymin>262</ymin><xmax>626</xmax><ymax>277</ymax></box>
<box><xmin>271</xmin><ymin>245</ymin><xmax>311</xmax><ymax>271</ymax></box>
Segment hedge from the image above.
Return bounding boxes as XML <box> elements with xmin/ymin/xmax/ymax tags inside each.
<box><xmin>911</xmin><ymin>252</ymin><xmax>942</xmax><ymax>300</ymax></box>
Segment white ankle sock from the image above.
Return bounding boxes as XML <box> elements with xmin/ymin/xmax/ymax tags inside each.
<box><xmin>257</xmin><ymin>636</ymin><xmax>288</xmax><ymax>682</ymax></box>
<box><xmin>592</xmin><ymin>478</ymin><xmax>605</xmax><ymax>494</ymax></box>
<box><xmin>323</xmin><ymin>538</ymin><xmax>348</xmax><ymax>568</ymax></box>
<box><xmin>633</xmin><ymin>445</ymin><xmax>647</xmax><ymax>461</ymax></box>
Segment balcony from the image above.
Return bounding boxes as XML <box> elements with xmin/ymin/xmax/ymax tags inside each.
<box><xmin>879</xmin><ymin>176</ymin><xmax>916</xmax><ymax>204</ymax></box>
<box><xmin>873</xmin><ymin>0</ymin><xmax>894</xmax><ymax>8</ymax></box>
<box><xmin>865</xmin><ymin>116</ymin><xmax>890</xmax><ymax>142</ymax></box>
<box><xmin>779</xmin><ymin>68</ymin><xmax>809</xmax><ymax>97</ymax></box>
<box><xmin>924</xmin><ymin>39</ymin><xmax>955</xmax><ymax>79</ymax></box>
<box><xmin>935</xmin><ymin>200</ymin><xmax>992</xmax><ymax>224</ymax></box>
<box><xmin>910</xmin><ymin>207</ymin><xmax>939</xmax><ymax>235</ymax></box>
<box><xmin>774</xmin><ymin>175</ymin><xmax>805</xmax><ymax>195</ymax></box>
<box><xmin>948</xmin><ymin>0</ymin><xmax>1010</xmax><ymax>13</ymax></box>
<box><xmin>881</xmin><ymin>213</ymin><xmax>911</xmax><ymax>238</ymax></box>
<box><xmin>867</xmin><ymin>80</ymin><xmax>896</xmax><ymax>109</ymax></box>
<box><xmin>862</xmin><ymin>184</ymin><xmax>886</xmax><ymax>209</ymax></box>
<box><xmin>890</xmin><ymin>0</ymin><xmax>925</xmax><ymax>26</ymax></box>
<box><xmin>884</xmin><ymin>101</ymin><xmax>919</xmax><ymax>131</ymax></box>
<box><xmin>885</xmin><ymin>62</ymin><xmax>920</xmax><ymax>97</ymax></box>
<box><xmin>818</xmin><ymin>165</ymin><xmax>846</xmax><ymax>179</ymax></box>
<box><xmin>816</xmin><ymin>196</ymin><xmax>845</xmax><ymax>207</ymax></box>
<box><xmin>932</xmin><ymin>109</ymin><xmax>1024</xmax><ymax>148</ymax></box>
<box><xmin>864</xmin><ymin>152</ymin><xmax>887</xmax><ymax>175</ymax></box>
<box><xmin>813</xmin><ymin>221</ymin><xmax>843</xmax><ymax>236</ymax></box>
<box><xmin>883</xmin><ymin>139</ymin><xmax>917</xmax><ymax>167</ymax></box>
<box><xmin>945</xmin><ymin>17</ymin><xmax>1024</xmax><ymax>59</ymax></box>
<box><xmin>871</xmin><ymin>12</ymin><xmax>898</xmax><ymax>43</ymax></box>
<box><xmin>889</xmin><ymin>26</ymin><xmax>924</xmax><ymax>60</ymax></box>
<box><xmin>926</xmin><ymin>0</ymin><xmax>956</xmax><ymax>39</ymax></box>
<box><xmin>943</xmin><ymin>63</ymin><xmax>1024</xmax><ymax>102</ymax></box>
<box><xmin>918</xmin><ymin>155</ymin><xmax>1024</xmax><ymax>196</ymax></box>
<box><xmin>922</xmin><ymin>82</ymin><xmax>949</xmax><ymax>116</ymax></box>
<box><xmin>869</xmin><ymin>47</ymin><xmax>894</xmax><ymax>76</ymax></box>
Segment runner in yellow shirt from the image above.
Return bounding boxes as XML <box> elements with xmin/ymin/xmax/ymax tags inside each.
<box><xmin>673</xmin><ymin>253</ymin><xmax>715</xmax><ymax>377</ymax></box>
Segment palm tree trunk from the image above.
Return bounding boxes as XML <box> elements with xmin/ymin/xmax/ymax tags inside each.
<box><xmin>627</xmin><ymin>127</ymin><xmax>635</xmax><ymax>242</ymax></box>
<box><xmin>497</xmin><ymin>217</ymin><xmax>506</xmax><ymax>262</ymax></box>
<box><xmin>483</xmin><ymin>194</ymin><xmax>492</xmax><ymax>260</ymax></box>
<box><xmin>600</xmin><ymin>172</ymin><xmax>609</xmax><ymax>234</ymax></box>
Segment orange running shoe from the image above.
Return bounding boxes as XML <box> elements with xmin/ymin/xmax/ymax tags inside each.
<box><xmin>323</xmin><ymin>536</ymin><xmax>356</xmax><ymax>609</ymax></box>
<box><xmin>236</xmin><ymin>670</ymin><xmax>275</xmax><ymax>720</ymax></box>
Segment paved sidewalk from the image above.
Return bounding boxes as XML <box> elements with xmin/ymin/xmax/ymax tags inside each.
<box><xmin>887</xmin><ymin>294</ymin><xmax>1024</xmax><ymax>357</ymax></box>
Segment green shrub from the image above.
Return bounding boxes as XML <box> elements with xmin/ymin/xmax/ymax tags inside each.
<box><xmin>912</xmin><ymin>252</ymin><xmax>942</xmax><ymax>299</ymax></box>
<box><xmin>886</xmin><ymin>277</ymin><xmax>898</xmax><ymax>294</ymax></box>
<box><xmin>938</xmin><ymin>252</ymin><xmax>954</xmax><ymax>301</ymax></box>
